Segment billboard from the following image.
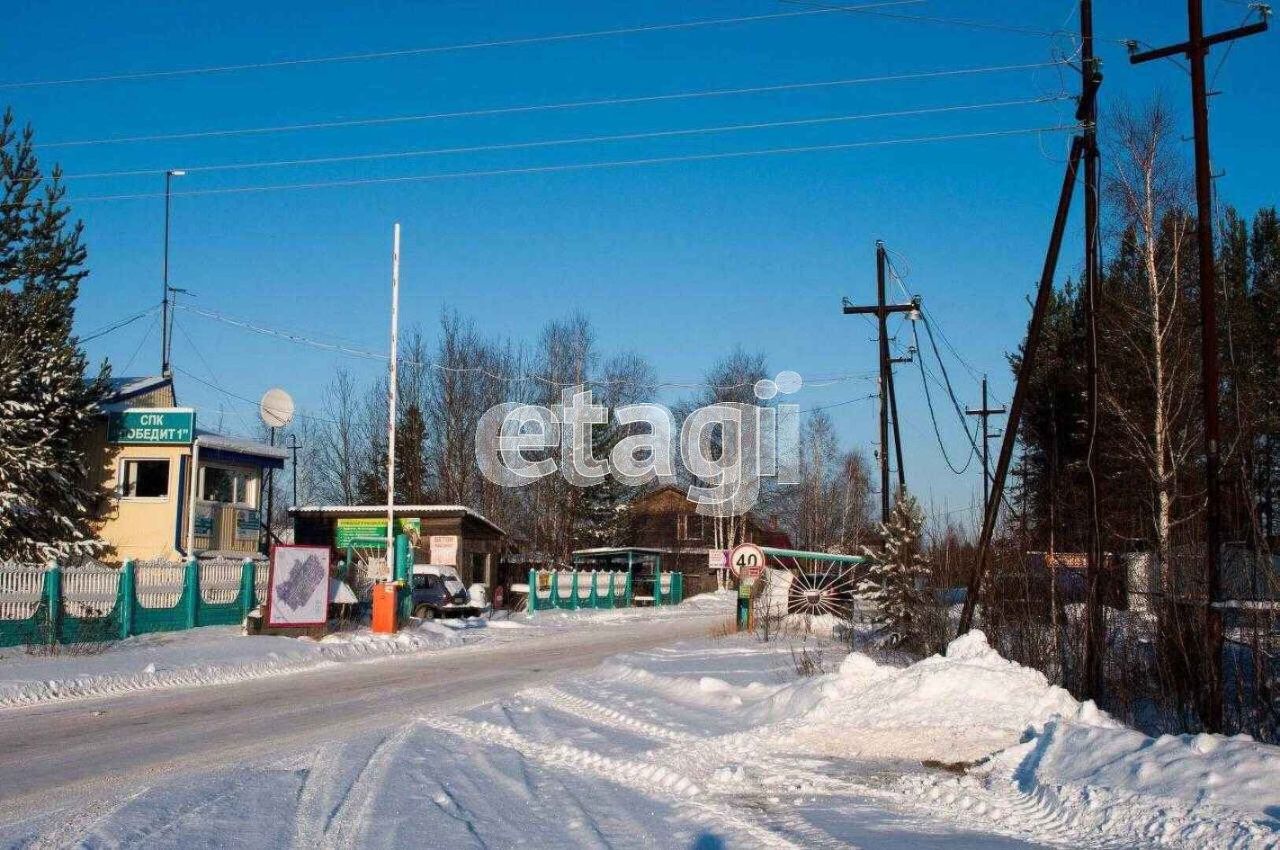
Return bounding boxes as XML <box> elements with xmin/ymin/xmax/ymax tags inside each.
<box><xmin>334</xmin><ymin>517</ymin><xmax>421</xmax><ymax>548</ymax></box>
<box><xmin>267</xmin><ymin>545</ymin><xmax>331</xmax><ymax>627</ymax></box>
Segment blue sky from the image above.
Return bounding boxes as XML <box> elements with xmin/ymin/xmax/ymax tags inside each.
<box><xmin>5</xmin><ymin>0</ymin><xmax>1277</xmax><ymax>520</ymax></box>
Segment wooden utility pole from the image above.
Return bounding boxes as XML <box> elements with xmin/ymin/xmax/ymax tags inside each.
<box><xmin>959</xmin><ymin>135</ymin><xmax>1086</xmax><ymax>635</ymax></box>
<box><xmin>966</xmin><ymin>375</ymin><xmax>1006</xmax><ymax>520</ymax></box>
<box><xmin>1128</xmin><ymin>0</ymin><xmax>1269</xmax><ymax>732</ymax></box>
<box><xmin>843</xmin><ymin>240</ymin><xmax>916</xmax><ymax>523</ymax></box>
<box><xmin>1080</xmin><ymin>0</ymin><xmax>1106</xmax><ymax>704</ymax></box>
<box><xmin>286</xmin><ymin>433</ymin><xmax>304</xmax><ymax>506</ymax></box>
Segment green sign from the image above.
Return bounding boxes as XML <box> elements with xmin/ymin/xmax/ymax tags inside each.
<box><xmin>335</xmin><ymin>517</ymin><xmax>421</xmax><ymax>549</ymax></box>
<box><xmin>108</xmin><ymin>408</ymin><xmax>195</xmax><ymax>445</ymax></box>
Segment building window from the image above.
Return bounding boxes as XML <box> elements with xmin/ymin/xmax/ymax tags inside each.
<box><xmin>200</xmin><ymin>465</ymin><xmax>257</xmax><ymax>508</ymax></box>
<box><xmin>677</xmin><ymin>514</ymin><xmax>689</xmax><ymax>540</ymax></box>
<box><xmin>121</xmin><ymin>459</ymin><xmax>170</xmax><ymax>499</ymax></box>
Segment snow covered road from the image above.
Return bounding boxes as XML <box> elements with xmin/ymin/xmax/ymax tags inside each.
<box><xmin>0</xmin><ymin>613</ymin><xmax>723</xmax><ymax>829</ymax></box>
<box><xmin>2</xmin><ymin>613</ymin><xmax>1276</xmax><ymax>849</ymax></box>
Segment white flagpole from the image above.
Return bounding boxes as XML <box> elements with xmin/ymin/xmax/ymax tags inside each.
<box><xmin>385</xmin><ymin>223</ymin><xmax>401</xmax><ymax>562</ymax></box>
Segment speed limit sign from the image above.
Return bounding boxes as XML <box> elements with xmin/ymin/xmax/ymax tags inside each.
<box><xmin>729</xmin><ymin>543</ymin><xmax>766</xmax><ymax>583</ymax></box>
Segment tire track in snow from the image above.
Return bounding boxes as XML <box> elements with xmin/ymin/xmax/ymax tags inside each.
<box><xmin>901</xmin><ymin>771</ymin><xmax>1280</xmax><ymax>850</ymax></box>
<box><xmin>417</xmin><ymin>714</ymin><xmax>810</xmax><ymax>850</ymax></box>
<box><xmin>520</xmin><ymin>686</ymin><xmax>700</xmax><ymax>744</ymax></box>
<box><xmin>289</xmin><ymin>740</ymin><xmax>355</xmax><ymax>850</ymax></box>
<box><xmin>316</xmin><ymin>724</ymin><xmax>417</xmax><ymax>850</ymax></box>
<box><xmin>417</xmin><ymin>714</ymin><xmax>702</xmax><ymax>798</ymax></box>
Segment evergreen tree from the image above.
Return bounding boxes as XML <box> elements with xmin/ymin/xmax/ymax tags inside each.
<box><xmin>0</xmin><ymin>110</ymin><xmax>108</xmax><ymax>562</ymax></box>
<box><xmin>858</xmin><ymin>489</ymin><xmax>930</xmax><ymax>649</ymax></box>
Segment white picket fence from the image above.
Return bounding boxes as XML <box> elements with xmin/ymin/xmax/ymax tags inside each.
<box><xmin>199</xmin><ymin>558</ymin><xmax>243</xmax><ymax>605</ymax></box>
<box><xmin>63</xmin><ymin>566</ymin><xmax>121</xmax><ymax>618</ymax></box>
<box><xmin>134</xmin><ymin>562</ymin><xmax>186</xmax><ymax>609</ymax></box>
<box><xmin>0</xmin><ymin>565</ymin><xmax>45</xmax><ymax>620</ymax></box>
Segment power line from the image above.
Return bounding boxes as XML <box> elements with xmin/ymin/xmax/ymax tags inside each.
<box><xmin>173</xmin><ymin>365</ymin><xmax>341</xmax><ymax>427</ymax></box>
<box><xmin>174</xmin><ymin>317</ymin><xmax>255</xmax><ymax>435</ymax></box>
<box><xmin>174</xmin><ymin>303</ymin><xmax>876</xmax><ymax>391</ymax></box>
<box><xmin>77</xmin><ymin>305</ymin><xmax>160</xmax><ymax>343</ymax></box>
<box><xmin>779</xmin><ymin>0</ymin><xmax>1082</xmax><ymax>39</ymax></box>
<box><xmin>1</xmin><ymin>0</ymin><xmax>922</xmax><ymax>90</ymax></box>
<box><xmin>71</xmin><ymin>124</ymin><xmax>1074</xmax><ymax>203</ymax></box>
<box><xmin>56</xmin><ymin>95</ymin><xmax>1068</xmax><ymax>182</ymax></box>
<box><xmin>909</xmin><ymin>321</ymin><xmax>977</xmax><ymax>474</ymax></box>
<box><xmin>38</xmin><ymin>60</ymin><xmax>1068</xmax><ymax>149</ymax></box>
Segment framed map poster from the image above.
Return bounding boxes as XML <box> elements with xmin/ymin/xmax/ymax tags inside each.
<box><xmin>267</xmin><ymin>545</ymin><xmax>331</xmax><ymax>627</ymax></box>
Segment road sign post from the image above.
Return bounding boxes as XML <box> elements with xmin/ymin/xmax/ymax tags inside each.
<box><xmin>729</xmin><ymin>543</ymin><xmax>765</xmax><ymax>630</ymax></box>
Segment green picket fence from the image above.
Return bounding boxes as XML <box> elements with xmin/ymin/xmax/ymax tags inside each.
<box><xmin>527</xmin><ymin>569</ymin><xmax>683</xmax><ymax>612</ymax></box>
<box><xmin>0</xmin><ymin>560</ymin><xmax>262</xmax><ymax>648</ymax></box>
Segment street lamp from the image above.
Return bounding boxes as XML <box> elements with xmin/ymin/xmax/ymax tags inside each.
<box><xmin>162</xmin><ymin>169</ymin><xmax>186</xmax><ymax>377</ymax></box>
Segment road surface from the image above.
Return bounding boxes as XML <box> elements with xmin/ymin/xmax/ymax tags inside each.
<box><xmin>0</xmin><ymin>613</ymin><xmax>721</xmax><ymax>826</ymax></box>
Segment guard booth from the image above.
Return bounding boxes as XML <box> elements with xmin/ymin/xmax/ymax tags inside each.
<box><xmin>288</xmin><ymin>505</ymin><xmax>506</xmax><ymax>600</ymax></box>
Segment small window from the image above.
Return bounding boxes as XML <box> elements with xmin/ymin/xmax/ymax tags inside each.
<box><xmin>200</xmin><ymin>466</ymin><xmax>257</xmax><ymax>507</ymax></box>
<box><xmin>411</xmin><ymin>574</ymin><xmax>429</xmax><ymax>590</ymax></box>
<box><xmin>121</xmin><ymin>459</ymin><xmax>170</xmax><ymax>499</ymax></box>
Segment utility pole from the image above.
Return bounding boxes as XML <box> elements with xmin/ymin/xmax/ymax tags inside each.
<box><xmin>966</xmin><ymin>375</ymin><xmax>1006</xmax><ymax>519</ymax></box>
<box><xmin>286</xmin><ymin>433</ymin><xmax>304</xmax><ymax>506</ymax></box>
<box><xmin>265</xmin><ymin>426</ymin><xmax>275</xmax><ymax>550</ymax></box>
<box><xmin>1128</xmin><ymin>0</ymin><xmax>1269</xmax><ymax>732</ymax></box>
<box><xmin>888</xmin><ymin>346</ymin><xmax>914</xmax><ymax>495</ymax></box>
<box><xmin>959</xmin><ymin>0</ymin><xmax>1113</xmax><ymax>637</ymax></box>
<box><xmin>161</xmin><ymin>169</ymin><xmax>185</xmax><ymax>377</ymax></box>
<box><xmin>1081</xmin><ymin>0</ymin><xmax>1106</xmax><ymax>704</ymax></box>
<box><xmin>959</xmin><ymin>136</ymin><xmax>1086</xmax><ymax>635</ymax></box>
<box><xmin>843</xmin><ymin>240</ymin><xmax>916</xmax><ymax>523</ymax></box>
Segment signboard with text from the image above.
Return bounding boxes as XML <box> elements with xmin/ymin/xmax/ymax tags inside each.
<box><xmin>107</xmin><ymin>408</ymin><xmax>195</xmax><ymax>445</ymax></box>
<box><xmin>334</xmin><ymin>517</ymin><xmax>422</xmax><ymax>549</ymax></box>
<box><xmin>429</xmin><ymin>535</ymin><xmax>458</xmax><ymax>566</ymax></box>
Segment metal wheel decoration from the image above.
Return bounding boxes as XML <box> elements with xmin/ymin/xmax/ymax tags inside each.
<box><xmin>345</xmin><ymin>544</ymin><xmax>390</xmax><ymax>602</ymax></box>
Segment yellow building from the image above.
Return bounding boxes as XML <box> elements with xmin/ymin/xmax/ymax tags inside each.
<box><xmin>87</xmin><ymin>376</ymin><xmax>286</xmax><ymax>563</ymax></box>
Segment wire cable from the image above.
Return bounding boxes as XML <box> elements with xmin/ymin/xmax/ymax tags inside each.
<box><xmin>173</xmin><ymin>303</ymin><xmax>875</xmax><ymax>391</ymax></box>
<box><xmin>57</xmin><ymin>95</ymin><xmax>1069</xmax><ymax>182</ymax></box>
<box><xmin>1</xmin><ymin>1</ymin><xmax>922</xmax><ymax>90</ymax></box>
<box><xmin>910</xmin><ymin>321</ymin><xmax>977</xmax><ymax>474</ymax></box>
<box><xmin>39</xmin><ymin>60</ymin><xmax>1070</xmax><ymax>149</ymax></box>
<box><xmin>71</xmin><ymin>124</ymin><xmax>1075</xmax><ymax>203</ymax></box>
<box><xmin>77</xmin><ymin>305</ymin><xmax>161</xmax><ymax>343</ymax></box>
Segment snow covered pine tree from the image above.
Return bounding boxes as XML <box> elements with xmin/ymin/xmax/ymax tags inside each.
<box><xmin>859</xmin><ymin>489</ymin><xmax>931</xmax><ymax>650</ymax></box>
<box><xmin>0</xmin><ymin>110</ymin><xmax>109</xmax><ymax>563</ymax></box>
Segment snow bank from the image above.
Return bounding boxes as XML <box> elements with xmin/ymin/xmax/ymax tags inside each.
<box><xmin>757</xmin><ymin>629</ymin><xmax>1280</xmax><ymax>847</ymax></box>
<box><xmin>0</xmin><ymin>622</ymin><xmax>468</xmax><ymax>709</ymax></box>
<box><xmin>757</xmin><ymin>629</ymin><xmax>1103</xmax><ymax>761</ymax></box>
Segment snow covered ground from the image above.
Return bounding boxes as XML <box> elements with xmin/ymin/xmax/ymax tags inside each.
<box><xmin>0</xmin><ymin>591</ymin><xmax>733</xmax><ymax>709</ymax></box>
<box><xmin>3</xmin><ymin>614</ymin><xmax>1275</xmax><ymax>849</ymax></box>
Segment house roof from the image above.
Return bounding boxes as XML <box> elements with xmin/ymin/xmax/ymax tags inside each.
<box><xmin>288</xmin><ymin>504</ymin><xmax>505</xmax><ymax>537</ymax></box>
<box><xmin>101</xmin><ymin>375</ymin><xmax>174</xmax><ymax>413</ymax></box>
<box><xmin>195</xmin><ymin>429</ymin><xmax>288</xmax><ymax>461</ymax></box>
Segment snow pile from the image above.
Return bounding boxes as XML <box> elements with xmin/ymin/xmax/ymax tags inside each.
<box><xmin>764</xmin><ymin>629</ymin><xmax>1103</xmax><ymax>761</ymax></box>
<box><xmin>757</xmin><ymin>630</ymin><xmax>1280</xmax><ymax>847</ymax></box>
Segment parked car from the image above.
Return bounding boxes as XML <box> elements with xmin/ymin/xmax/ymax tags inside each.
<box><xmin>409</xmin><ymin>564</ymin><xmax>481</xmax><ymax>619</ymax></box>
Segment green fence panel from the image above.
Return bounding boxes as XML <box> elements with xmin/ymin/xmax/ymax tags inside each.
<box><xmin>132</xmin><ymin>566</ymin><xmax>193</xmax><ymax>636</ymax></box>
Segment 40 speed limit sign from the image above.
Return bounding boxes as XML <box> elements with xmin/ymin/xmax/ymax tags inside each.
<box><xmin>729</xmin><ymin>543</ymin><xmax>766</xmax><ymax>592</ymax></box>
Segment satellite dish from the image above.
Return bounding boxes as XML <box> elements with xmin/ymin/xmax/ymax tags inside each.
<box><xmin>259</xmin><ymin>388</ymin><xmax>295</xmax><ymax>429</ymax></box>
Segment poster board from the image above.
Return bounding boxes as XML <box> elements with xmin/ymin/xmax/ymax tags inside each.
<box><xmin>430</xmin><ymin>535</ymin><xmax>459</xmax><ymax>566</ymax></box>
<box><xmin>267</xmin><ymin>545</ymin><xmax>331</xmax><ymax>627</ymax></box>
